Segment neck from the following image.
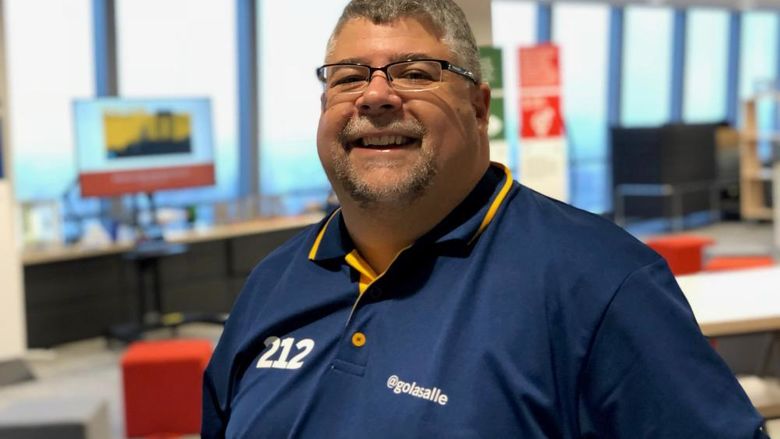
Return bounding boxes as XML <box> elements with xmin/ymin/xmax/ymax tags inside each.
<box><xmin>340</xmin><ymin>201</ymin><xmax>436</xmax><ymax>274</ymax></box>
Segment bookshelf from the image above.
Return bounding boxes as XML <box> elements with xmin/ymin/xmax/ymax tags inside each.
<box><xmin>740</xmin><ymin>97</ymin><xmax>774</xmax><ymax>221</ymax></box>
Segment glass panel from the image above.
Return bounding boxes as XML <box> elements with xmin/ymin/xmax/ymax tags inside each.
<box><xmin>569</xmin><ymin>160</ymin><xmax>609</xmax><ymax>215</ymax></box>
<box><xmin>5</xmin><ymin>0</ymin><xmax>94</xmax><ymax>201</ymax></box>
<box><xmin>116</xmin><ymin>0</ymin><xmax>238</xmax><ymax>204</ymax></box>
<box><xmin>258</xmin><ymin>0</ymin><xmax>350</xmax><ymax>214</ymax></box>
<box><xmin>683</xmin><ymin>8</ymin><xmax>729</xmax><ymax>123</ymax></box>
<box><xmin>740</xmin><ymin>12</ymin><xmax>778</xmax><ymax>100</ymax></box>
<box><xmin>552</xmin><ymin>2</ymin><xmax>610</xmax><ymax>213</ymax></box>
<box><xmin>740</xmin><ymin>11</ymin><xmax>778</xmax><ymax>162</ymax></box>
<box><xmin>622</xmin><ymin>6</ymin><xmax>673</xmax><ymax>126</ymax></box>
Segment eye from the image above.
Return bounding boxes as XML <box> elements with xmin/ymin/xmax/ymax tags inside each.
<box><xmin>390</xmin><ymin>61</ymin><xmax>440</xmax><ymax>84</ymax></box>
<box><xmin>331</xmin><ymin>75</ymin><xmax>367</xmax><ymax>87</ymax></box>
<box><xmin>326</xmin><ymin>66</ymin><xmax>368</xmax><ymax>89</ymax></box>
<box><xmin>395</xmin><ymin>69</ymin><xmax>435</xmax><ymax>82</ymax></box>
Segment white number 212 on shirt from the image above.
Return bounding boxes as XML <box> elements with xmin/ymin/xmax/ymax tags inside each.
<box><xmin>256</xmin><ymin>336</ymin><xmax>315</xmax><ymax>370</ymax></box>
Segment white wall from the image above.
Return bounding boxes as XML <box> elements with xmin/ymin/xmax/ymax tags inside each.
<box><xmin>455</xmin><ymin>0</ymin><xmax>493</xmax><ymax>46</ymax></box>
<box><xmin>0</xmin><ymin>1</ymin><xmax>27</xmax><ymax>360</ymax></box>
<box><xmin>0</xmin><ymin>181</ymin><xmax>26</xmax><ymax>360</ymax></box>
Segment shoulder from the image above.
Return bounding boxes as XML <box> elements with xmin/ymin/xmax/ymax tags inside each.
<box><xmin>483</xmin><ymin>184</ymin><xmax>668</xmax><ymax>329</ymax></box>
<box><xmin>245</xmin><ymin>223</ymin><xmax>320</xmax><ymax>280</ymax></box>
<box><xmin>497</xmin><ymin>183</ymin><xmax>662</xmax><ymax>278</ymax></box>
<box><xmin>229</xmin><ymin>219</ymin><xmax>324</xmax><ymax>317</ymax></box>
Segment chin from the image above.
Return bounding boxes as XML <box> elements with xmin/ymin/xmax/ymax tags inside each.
<box><xmin>340</xmin><ymin>166</ymin><xmax>436</xmax><ymax>208</ymax></box>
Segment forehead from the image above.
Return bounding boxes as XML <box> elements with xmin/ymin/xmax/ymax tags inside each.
<box><xmin>327</xmin><ymin>17</ymin><xmax>451</xmax><ymax>64</ymax></box>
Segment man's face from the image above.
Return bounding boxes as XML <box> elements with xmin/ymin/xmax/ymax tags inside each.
<box><xmin>316</xmin><ymin>17</ymin><xmax>490</xmax><ymax>208</ymax></box>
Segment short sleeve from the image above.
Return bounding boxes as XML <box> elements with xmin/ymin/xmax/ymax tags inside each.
<box><xmin>578</xmin><ymin>259</ymin><xmax>768</xmax><ymax>439</ymax></box>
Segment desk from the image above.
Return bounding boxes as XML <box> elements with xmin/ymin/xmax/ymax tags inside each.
<box><xmin>20</xmin><ymin>214</ymin><xmax>322</xmax><ymax>347</ymax></box>
<box><xmin>22</xmin><ymin>213</ymin><xmax>323</xmax><ymax>266</ymax></box>
<box><xmin>677</xmin><ymin>266</ymin><xmax>780</xmax><ymax>337</ymax></box>
<box><xmin>679</xmin><ymin>266</ymin><xmax>780</xmax><ymax>420</ymax></box>
<box><xmin>613</xmin><ymin>181</ymin><xmax>720</xmax><ymax>231</ymax></box>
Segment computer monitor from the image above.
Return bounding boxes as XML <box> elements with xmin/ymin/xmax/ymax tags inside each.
<box><xmin>73</xmin><ymin>97</ymin><xmax>216</xmax><ymax>197</ymax></box>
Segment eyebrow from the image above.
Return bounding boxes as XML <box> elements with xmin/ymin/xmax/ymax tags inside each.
<box><xmin>332</xmin><ymin>53</ymin><xmax>438</xmax><ymax>65</ymax></box>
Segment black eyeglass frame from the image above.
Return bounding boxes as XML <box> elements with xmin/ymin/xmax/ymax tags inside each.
<box><xmin>316</xmin><ymin>58</ymin><xmax>479</xmax><ymax>90</ymax></box>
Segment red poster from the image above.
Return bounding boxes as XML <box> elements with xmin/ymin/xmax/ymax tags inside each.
<box><xmin>79</xmin><ymin>163</ymin><xmax>215</xmax><ymax>197</ymax></box>
<box><xmin>518</xmin><ymin>44</ymin><xmax>564</xmax><ymax>139</ymax></box>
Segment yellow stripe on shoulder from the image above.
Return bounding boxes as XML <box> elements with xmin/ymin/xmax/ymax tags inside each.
<box><xmin>308</xmin><ymin>208</ymin><xmax>341</xmax><ymax>260</ymax></box>
<box><xmin>468</xmin><ymin>163</ymin><xmax>513</xmax><ymax>246</ymax></box>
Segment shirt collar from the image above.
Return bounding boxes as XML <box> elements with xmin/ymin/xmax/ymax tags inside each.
<box><xmin>308</xmin><ymin>162</ymin><xmax>514</xmax><ymax>262</ymax></box>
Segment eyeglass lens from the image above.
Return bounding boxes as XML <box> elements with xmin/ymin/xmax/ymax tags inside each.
<box><xmin>324</xmin><ymin>61</ymin><xmax>443</xmax><ymax>93</ymax></box>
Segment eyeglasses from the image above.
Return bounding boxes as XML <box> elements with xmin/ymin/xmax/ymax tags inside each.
<box><xmin>316</xmin><ymin>59</ymin><xmax>478</xmax><ymax>95</ymax></box>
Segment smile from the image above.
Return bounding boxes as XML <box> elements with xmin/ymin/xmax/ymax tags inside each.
<box><xmin>361</xmin><ymin>135</ymin><xmax>416</xmax><ymax>148</ymax></box>
<box><xmin>347</xmin><ymin>134</ymin><xmax>420</xmax><ymax>150</ymax></box>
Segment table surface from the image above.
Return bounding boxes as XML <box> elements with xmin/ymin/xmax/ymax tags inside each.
<box><xmin>21</xmin><ymin>213</ymin><xmax>323</xmax><ymax>266</ymax></box>
<box><xmin>677</xmin><ymin>266</ymin><xmax>780</xmax><ymax>337</ymax></box>
<box><xmin>22</xmin><ymin>217</ymin><xmax>779</xmax><ymax>337</ymax></box>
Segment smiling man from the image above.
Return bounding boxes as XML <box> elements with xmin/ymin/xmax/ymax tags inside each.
<box><xmin>202</xmin><ymin>1</ymin><xmax>767</xmax><ymax>438</ymax></box>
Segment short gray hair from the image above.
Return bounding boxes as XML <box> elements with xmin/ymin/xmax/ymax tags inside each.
<box><xmin>326</xmin><ymin>0</ymin><xmax>482</xmax><ymax>82</ymax></box>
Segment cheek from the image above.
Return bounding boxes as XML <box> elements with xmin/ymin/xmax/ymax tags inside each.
<box><xmin>317</xmin><ymin>106</ymin><xmax>350</xmax><ymax>150</ymax></box>
<box><xmin>317</xmin><ymin>105</ymin><xmax>355</xmax><ymax>170</ymax></box>
<box><xmin>424</xmin><ymin>106</ymin><xmax>471</xmax><ymax>146</ymax></box>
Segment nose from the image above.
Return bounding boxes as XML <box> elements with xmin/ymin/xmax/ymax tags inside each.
<box><xmin>355</xmin><ymin>74</ymin><xmax>402</xmax><ymax>116</ymax></box>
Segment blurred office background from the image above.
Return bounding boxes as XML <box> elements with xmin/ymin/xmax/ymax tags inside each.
<box><xmin>1</xmin><ymin>0</ymin><xmax>780</xmax><ymax>437</ymax></box>
<box><xmin>6</xmin><ymin>0</ymin><xmax>778</xmax><ymax>225</ymax></box>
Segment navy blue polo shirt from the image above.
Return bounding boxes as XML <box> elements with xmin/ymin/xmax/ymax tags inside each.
<box><xmin>203</xmin><ymin>163</ymin><xmax>765</xmax><ymax>438</ymax></box>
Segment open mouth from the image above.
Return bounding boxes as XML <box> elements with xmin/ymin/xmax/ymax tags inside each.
<box><xmin>348</xmin><ymin>135</ymin><xmax>419</xmax><ymax>150</ymax></box>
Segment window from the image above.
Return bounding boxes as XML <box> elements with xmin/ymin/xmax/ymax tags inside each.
<box><xmin>491</xmin><ymin>0</ymin><xmax>537</xmax><ymax>174</ymax></box>
<box><xmin>116</xmin><ymin>0</ymin><xmax>238</xmax><ymax>205</ymax></box>
<box><xmin>552</xmin><ymin>3</ymin><xmax>610</xmax><ymax>213</ymax></box>
<box><xmin>6</xmin><ymin>0</ymin><xmax>94</xmax><ymax>201</ymax></box>
<box><xmin>683</xmin><ymin>8</ymin><xmax>729</xmax><ymax>123</ymax></box>
<box><xmin>622</xmin><ymin>6</ymin><xmax>674</xmax><ymax>126</ymax></box>
<box><xmin>258</xmin><ymin>0</ymin><xmax>349</xmax><ymax>214</ymax></box>
<box><xmin>740</xmin><ymin>12</ymin><xmax>778</xmax><ymax>100</ymax></box>
<box><xmin>740</xmin><ymin>12</ymin><xmax>778</xmax><ymax>162</ymax></box>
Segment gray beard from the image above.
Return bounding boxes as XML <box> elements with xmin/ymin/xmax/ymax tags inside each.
<box><xmin>331</xmin><ymin>145</ymin><xmax>437</xmax><ymax>209</ymax></box>
<box><xmin>331</xmin><ymin>115</ymin><xmax>435</xmax><ymax>208</ymax></box>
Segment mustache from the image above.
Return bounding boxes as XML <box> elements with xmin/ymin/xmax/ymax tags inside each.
<box><xmin>337</xmin><ymin>116</ymin><xmax>426</xmax><ymax>144</ymax></box>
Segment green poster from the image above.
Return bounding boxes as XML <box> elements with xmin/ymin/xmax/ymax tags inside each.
<box><xmin>479</xmin><ymin>46</ymin><xmax>505</xmax><ymax>140</ymax></box>
<box><xmin>479</xmin><ymin>46</ymin><xmax>503</xmax><ymax>89</ymax></box>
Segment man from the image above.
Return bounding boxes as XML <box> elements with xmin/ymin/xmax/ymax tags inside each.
<box><xmin>203</xmin><ymin>1</ymin><xmax>767</xmax><ymax>437</ymax></box>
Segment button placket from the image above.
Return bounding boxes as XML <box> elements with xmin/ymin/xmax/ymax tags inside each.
<box><xmin>333</xmin><ymin>296</ymin><xmax>374</xmax><ymax>371</ymax></box>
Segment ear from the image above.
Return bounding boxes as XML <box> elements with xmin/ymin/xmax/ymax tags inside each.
<box><xmin>471</xmin><ymin>83</ymin><xmax>491</xmax><ymax>128</ymax></box>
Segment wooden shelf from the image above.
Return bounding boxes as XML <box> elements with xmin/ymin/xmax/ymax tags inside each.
<box><xmin>742</xmin><ymin>133</ymin><xmax>780</xmax><ymax>143</ymax></box>
<box><xmin>741</xmin><ymin>206</ymin><xmax>773</xmax><ymax>221</ymax></box>
<box><xmin>740</xmin><ymin>97</ymin><xmax>775</xmax><ymax>221</ymax></box>
<box><xmin>741</xmin><ymin>168</ymin><xmax>774</xmax><ymax>181</ymax></box>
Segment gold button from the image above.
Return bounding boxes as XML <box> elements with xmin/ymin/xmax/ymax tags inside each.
<box><xmin>351</xmin><ymin>332</ymin><xmax>366</xmax><ymax>347</ymax></box>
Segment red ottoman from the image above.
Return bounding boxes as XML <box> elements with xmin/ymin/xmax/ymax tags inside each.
<box><xmin>704</xmin><ymin>255</ymin><xmax>775</xmax><ymax>272</ymax></box>
<box><xmin>645</xmin><ymin>235</ymin><xmax>714</xmax><ymax>275</ymax></box>
<box><xmin>121</xmin><ymin>339</ymin><xmax>213</xmax><ymax>438</ymax></box>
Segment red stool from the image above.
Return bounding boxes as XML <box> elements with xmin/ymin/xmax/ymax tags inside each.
<box><xmin>704</xmin><ymin>256</ymin><xmax>775</xmax><ymax>272</ymax></box>
<box><xmin>121</xmin><ymin>339</ymin><xmax>213</xmax><ymax>438</ymax></box>
<box><xmin>645</xmin><ymin>235</ymin><xmax>714</xmax><ymax>275</ymax></box>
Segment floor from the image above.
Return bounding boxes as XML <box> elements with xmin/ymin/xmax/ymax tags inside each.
<box><xmin>0</xmin><ymin>219</ymin><xmax>777</xmax><ymax>438</ymax></box>
<box><xmin>1</xmin><ymin>324</ymin><xmax>221</xmax><ymax>438</ymax></box>
<box><xmin>630</xmin><ymin>216</ymin><xmax>777</xmax><ymax>257</ymax></box>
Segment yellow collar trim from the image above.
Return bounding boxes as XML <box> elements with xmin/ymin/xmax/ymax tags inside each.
<box><xmin>309</xmin><ymin>163</ymin><xmax>512</xmax><ymax>260</ymax></box>
<box><xmin>468</xmin><ymin>163</ymin><xmax>513</xmax><ymax>246</ymax></box>
<box><xmin>308</xmin><ymin>208</ymin><xmax>341</xmax><ymax>260</ymax></box>
<box><xmin>345</xmin><ymin>250</ymin><xmax>378</xmax><ymax>294</ymax></box>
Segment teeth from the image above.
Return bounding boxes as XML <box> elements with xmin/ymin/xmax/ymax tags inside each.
<box><xmin>362</xmin><ymin>135</ymin><xmax>408</xmax><ymax>146</ymax></box>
